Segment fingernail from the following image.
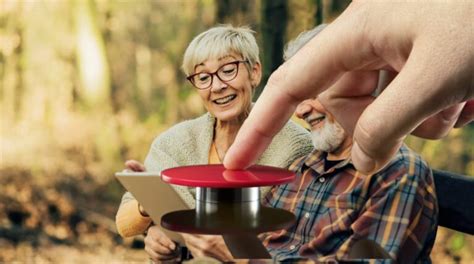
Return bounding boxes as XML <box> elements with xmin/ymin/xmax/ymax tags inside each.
<box><xmin>352</xmin><ymin>142</ymin><xmax>376</xmax><ymax>174</ymax></box>
<box><xmin>169</xmin><ymin>243</ymin><xmax>176</xmax><ymax>250</ymax></box>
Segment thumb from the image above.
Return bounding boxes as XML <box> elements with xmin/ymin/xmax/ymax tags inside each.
<box><xmin>351</xmin><ymin>43</ymin><xmax>469</xmax><ymax>173</ymax></box>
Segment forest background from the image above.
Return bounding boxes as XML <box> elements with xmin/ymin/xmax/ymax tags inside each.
<box><xmin>1</xmin><ymin>0</ymin><xmax>473</xmax><ymax>262</ymax></box>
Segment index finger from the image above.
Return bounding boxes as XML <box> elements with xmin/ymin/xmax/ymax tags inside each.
<box><xmin>224</xmin><ymin>3</ymin><xmax>381</xmax><ymax>169</ymax></box>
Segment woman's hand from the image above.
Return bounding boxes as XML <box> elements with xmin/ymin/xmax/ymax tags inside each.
<box><xmin>125</xmin><ymin>159</ymin><xmax>146</xmax><ymax>172</ymax></box>
<box><xmin>124</xmin><ymin>160</ymin><xmax>149</xmax><ymax>216</ymax></box>
<box><xmin>182</xmin><ymin>234</ymin><xmax>233</xmax><ymax>262</ymax></box>
<box><xmin>144</xmin><ymin>225</ymin><xmax>179</xmax><ymax>263</ymax></box>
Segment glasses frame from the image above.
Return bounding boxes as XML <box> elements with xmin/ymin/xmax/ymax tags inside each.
<box><xmin>186</xmin><ymin>60</ymin><xmax>249</xmax><ymax>90</ymax></box>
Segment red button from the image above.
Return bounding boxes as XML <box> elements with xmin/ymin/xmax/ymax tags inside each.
<box><xmin>161</xmin><ymin>164</ymin><xmax>295</xmax><ymax>188</ymax></box>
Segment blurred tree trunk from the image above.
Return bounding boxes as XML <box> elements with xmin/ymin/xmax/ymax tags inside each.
<box><xmin>13</xmin><ymin>18</ymin><xmax>24</xmax><ymax>122</ymax></box>
<box><xmin>101</xmin><ymin>3</ymin><xmax>121</xmax><ymax>114</ymax></box>
<box><xmin>216</xmin><ymin>0</ymin><xmax>257</xmax><ymax>28</ymax></box>
<box><xmin>322</xmin><ymin>0</ymin><xmax>331</xmax><ymax>22</ymax></box>
<box><xmin>74</xmin><ymin>0</ymin><xmax>111</xmax><ymax>110</ymax></box>
<box><xmin>133</xmin><ymin>3</ymin><xmax>153</xmax><ymax>118</ymax></box>
<box><xmin>1</xmin><ymin>2</ymin><xmax>24</xmax><ymax>124</ymax></box>
<box><xmin>150</xmin><ymin>1</ymin><xmax>207</xmax><ymax>124</ymax></box>
<box><xmin>256</xmin><ymin>0</ymin><xmax>287</xmax><ymax>100</ymax></box>
<box><xmin>330</xmin><ymin>0</ymin><xmax>351</xmax><ymax>15</ymax></box>
<box><xmin>315</xmin><ymin>0</ymin><xmax>323</xmax><ymax>25</ymax></box>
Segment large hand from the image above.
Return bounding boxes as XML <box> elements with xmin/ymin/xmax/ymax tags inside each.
<box><xmin>144</xmin><ymin>225</ymin><xmax>179</xmax><ymax>263</ymax></box>
<box><xmin>182</xmin><ymin>234</ymin><xmax>233</xmax><ymax>262</ymax></box>
<box><xmin>224</xmin><ymin>1</ymin><xmax>473</xmax><ymax>174</ymax></box>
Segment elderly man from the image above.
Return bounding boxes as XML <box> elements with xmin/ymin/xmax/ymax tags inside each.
<box><xmin>184</xmin><ymin>25</ymin><xmax>438</xmax><ymax>263</ymax></box>
<box><xmin>261</xmin><ymin>97</ymin><xmax>437</xmax><ymax>262</ymax></box>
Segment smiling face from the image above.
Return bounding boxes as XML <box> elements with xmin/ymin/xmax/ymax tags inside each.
<box><xmin>295</xmin><ymin>98</ymin><xmax>347</xmax><ymax>153</ymax></box>
<box><xmin>193</xmin><ymin>54</ymin><xmax>261</xmax><ymax>122</ymax></box>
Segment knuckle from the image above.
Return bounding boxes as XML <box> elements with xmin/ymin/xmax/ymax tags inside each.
<box><xmin>144</xmin><ymin>236</ymin><xmax>151</xmax><ymax>244</ymax></box>
<box><xmin>266</xmin><ymin>65</ymin><xmax>289</xmax><ymax>91</ymax></box>
<box><xmin>356</xmin><ymin>115</ymin><xmax>385</xmax><ymax>151</ymax></box>
<box><xmin>201</xmin><ymin>244</ymin><xmax>212</xmax><ymax>253</ymax></box>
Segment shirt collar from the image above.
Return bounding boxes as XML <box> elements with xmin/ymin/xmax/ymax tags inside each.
<box><xmin>292</xmin><ymin>148</ymin><xmax>353</xmax><ymax>176</ymax></box>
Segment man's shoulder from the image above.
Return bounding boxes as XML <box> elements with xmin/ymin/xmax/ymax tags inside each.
<box><xmin>377</xmin><ymin>144</ymin><xmax>431</xmax><ymax>179</ymax></box>
<box><xmin>260</xmin><ymin>119</ymin><xmax>313</xmax><ymax>167</ymax></box>
<box><xmin>275</xmin><ymin>119</ymin><xmax>311</xmax><ymax>141</ymax></box>
<box><xmin>392</xmin><ymin>144</ymin><xmax>429</xmax><ymax>169</ymax></box>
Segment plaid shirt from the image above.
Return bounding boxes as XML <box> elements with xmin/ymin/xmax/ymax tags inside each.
<box><xmin>262</xmin><ymin>145</ymin><xmax>438</xmax><ymax>263</ymax></box>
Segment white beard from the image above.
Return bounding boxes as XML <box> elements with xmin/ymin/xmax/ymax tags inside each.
<box><xmin>311</xmin><ymin>120</ymin><xmax>346</xmax><ymax>153</ymax></box>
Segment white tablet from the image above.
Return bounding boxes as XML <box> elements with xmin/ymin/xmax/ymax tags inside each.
<box><xmin>115</xmin><ymin>171</ymin><xmax>190</xmax><ymax>244</ymax></box>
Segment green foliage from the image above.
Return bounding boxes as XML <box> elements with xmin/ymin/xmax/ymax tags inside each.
<box><xmin>406</xmin><ymin>124</ymin><xmax>474</xmax><ymax>175</ymax></box>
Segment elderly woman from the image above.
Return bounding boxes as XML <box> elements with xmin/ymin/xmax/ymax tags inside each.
<box><xmin>115</xmin><ymin>25</ymin><xmax>313</xmax><ymax>262</ymax></box>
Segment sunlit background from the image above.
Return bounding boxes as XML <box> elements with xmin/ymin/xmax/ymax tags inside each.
<box><xmin>1</xmin><ymin>0</ymin><xmax>473</xmax><ymax>262</ymax></box>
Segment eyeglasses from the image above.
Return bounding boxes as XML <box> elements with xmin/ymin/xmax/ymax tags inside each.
<box><xmin>187</xmin><ymin>60</ymin><xmax>249</xmax><ymax>90</ymax></box>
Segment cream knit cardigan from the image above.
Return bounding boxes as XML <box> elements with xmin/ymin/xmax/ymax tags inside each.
<box><xmin>120</xmin><ymin>112</ymin><xmax>313</xmax><ymax>208</ymax></box>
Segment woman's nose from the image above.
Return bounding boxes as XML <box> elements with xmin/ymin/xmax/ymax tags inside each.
<box><xmin>210</xmin><ymin>75</ymin><xmax>227</xmax><ymax>92</ymax></box>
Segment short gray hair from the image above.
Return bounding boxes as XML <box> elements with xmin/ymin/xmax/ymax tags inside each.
<box><xmin>285</xmin><ymin>24</ymin><xmax>384</xmax><ymax>97</ymax></box>
<box><xmin>182</xmin><ymin>25</ymin><xmax>260</xmax><ymax>76</ymax></box>
<box><xmin>283</xmin><ymin>24</ymin><xmax>328</xmax><ymax>61</ymax></box>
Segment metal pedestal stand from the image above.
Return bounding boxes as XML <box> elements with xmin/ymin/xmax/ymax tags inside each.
<box><xmin>160</xmin><ymin>165</ymin><xmax>296</xmax><ymax>259</ymax></box>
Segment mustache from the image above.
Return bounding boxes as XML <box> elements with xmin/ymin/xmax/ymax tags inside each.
<box><xmin>304</xmin><ymin>114</ymin><xmax>325</xmax><ymax>124</ymax></box>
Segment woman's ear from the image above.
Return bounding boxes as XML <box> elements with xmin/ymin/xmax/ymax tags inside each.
<box><xmin>250</xmin><ymin>62</ymin><xmax>262</xmax><ymax>88</ymax></box>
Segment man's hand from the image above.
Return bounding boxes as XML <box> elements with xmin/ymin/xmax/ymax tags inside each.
<box><xmin>144</xmin><ymin>225</ymin><xmax>179</xmax><ymax>263</ymax></box>
<box><xmin>224</xmin><ymin>0</ymin><xmax>473</xmax><ymax>174</ymax></box>
<box><xmin>182</xmin><ymin>234</ymin><xmax>233</xmax><ymax>262</ymax></box>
